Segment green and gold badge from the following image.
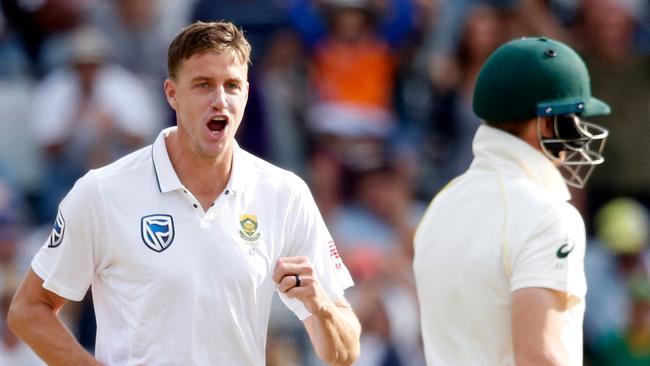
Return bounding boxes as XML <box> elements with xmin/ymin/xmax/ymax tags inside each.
<box><xmin>239</xmin><ymin>214</ymin><xmax>261</xmax><ymax>241</ymax></box>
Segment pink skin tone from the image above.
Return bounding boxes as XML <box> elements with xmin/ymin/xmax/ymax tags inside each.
<box><xmin>164</xmin><ymin>50</ymin><xmax>249</xmax><ymax>167</ymax></box>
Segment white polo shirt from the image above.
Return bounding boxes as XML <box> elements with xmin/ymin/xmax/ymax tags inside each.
<box><xmin>32</xmin><ymin>127</ymin><xmax>354</xmax><ymax>366</ymax></box>
<box><xmin>413</xmin><ymin>125</ymin><xmax>586</xmax><ymax>366</ymax></box>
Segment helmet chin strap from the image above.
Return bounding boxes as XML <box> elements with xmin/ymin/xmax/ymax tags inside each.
<box><xmin>536</xmin><ymin>115</ymin><xmax>609</xmax><ymax>189</ymax></box>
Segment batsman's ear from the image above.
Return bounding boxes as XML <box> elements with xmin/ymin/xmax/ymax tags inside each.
<box><xmin>164</xmin><ymin>78</ymin><xmax>178</xmax><ymax>110</ymax></box>
<box><xmin>540</xmin><ymin>116</ymin><xmax>555</xmax><ymax>138</ymax></box>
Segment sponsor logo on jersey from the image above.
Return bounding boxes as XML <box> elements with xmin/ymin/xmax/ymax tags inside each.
<box><xmin>328</xmin><ymin>241</ymin><xmax>342</xmax><ymax>270</ymax></box>
<box><xmin>239</xmin><ymin>214</ymin><xmax>261</xmax><ymax>242</ymax></box>
<box><xmin>48</xmin><ymin>210</ymin><xmax>66</xmax><ymax>248</ymax></box>
<box><xmin>556</xmin><ymin>239</ymin><xmax>575</xmax><ymax>259</ymax></box>
<box><xmin>329</xmin><ymin>241</ymin><xmax>340</xmax><ymax>259</ymax></box>
<box><xmin>141</xmin><ymin>214</ymin><xmax>175</xmax><ymax>252</ymax></box>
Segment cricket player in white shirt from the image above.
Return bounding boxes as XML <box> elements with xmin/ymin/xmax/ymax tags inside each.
<box><xmin>413</xmin><ymin>37</ymin><xmax>610</xmax><ymax>365</ymax></box>
<box><xmin>8</xmin><ymin>21</ymin><xmax>360</xmax><ymax>366</ymax></box>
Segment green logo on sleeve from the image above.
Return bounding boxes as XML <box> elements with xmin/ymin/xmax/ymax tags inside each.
<box><xmin>556</xmin><ymin>240</ymin><xmax>575</xmax><ymax>258</ymax></box>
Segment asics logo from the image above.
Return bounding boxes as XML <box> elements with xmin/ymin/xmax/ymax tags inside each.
<box><xmin>556</xmin><ymin>240</ymin><xmax>575</xmax><ymax>259</ymax></box>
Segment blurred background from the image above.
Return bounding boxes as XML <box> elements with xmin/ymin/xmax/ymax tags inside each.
<box><xmin>0</xmin><ymin>0</ymin><xmax>648</xmax><ymax>365</ymax></box>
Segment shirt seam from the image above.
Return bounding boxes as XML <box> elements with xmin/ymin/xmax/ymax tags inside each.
<box><xmin>497</xmin><ymin>173</ymin><xmax>512</xmax><ymax>279</ymax></box>
<box><xmin>280</xmin><ymin>176</ymin><xmax>301</xmax><ymax>258</ymax></box>
<box><xmin>90</xmin><ymin>170</ymin><xmax>114</xmax><ymax>271</ymax></box>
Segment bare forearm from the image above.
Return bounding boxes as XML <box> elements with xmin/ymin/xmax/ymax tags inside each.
<box><xmin>513</xmin><ymin>325</ymin><xmax>569</xmax><ymax>366</ymax></box>
<box><xmin>512</xmin><ymin>288</ymin><xmax>571</xmax><ymax>366</ymax></box>
<box><xmin>515</xmin><ymin>350</ymin><xmax>569</xmax><ymax>366</ymax></box>
<box><xmin>308</xmin><ymin>301</ymin><xmax>361</xmax><ymax>366</ymax></box>
<box><xmin>8</xmin><ymin>302</ymin><xmax>101</xmax><ymax>366</ymax></box>
<box><xmin>273</xmin><ymin>257</ymin><xmax>360</xmax><ymax>365</ymax></box>
<box><xmin>513</xmin><ymin>331</ymin><xmax>569</xmax><ymax>366</ymax></box>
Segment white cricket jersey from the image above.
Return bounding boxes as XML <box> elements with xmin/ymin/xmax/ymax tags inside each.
<box><xmin>413</xmin><ymin>125</ymin><xmax>586</xmax><ymax>366</ymax></box>
<box><xmin>32</xmin><ymin>127</ymin><xmax>353</xmax><ymax>365</ymax></box>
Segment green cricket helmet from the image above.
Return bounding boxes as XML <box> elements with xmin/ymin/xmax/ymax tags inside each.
<box><xmin>473</xmin><ymin>37</ymin><xmax>611</xmax><ymax>188</ymax></box>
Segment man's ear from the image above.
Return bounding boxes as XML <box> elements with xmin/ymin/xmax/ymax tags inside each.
<box><xmin>539</xmin><ymin>116</ymin><xmax>556</xmax><ymax>138</ymax></box>
<box><xmin>164</xmin><ymin>78</ymin><xmax>178</xmax><ymax>110</ymax></box>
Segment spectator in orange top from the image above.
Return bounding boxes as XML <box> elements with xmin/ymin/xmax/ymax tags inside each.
<box><xmin>290</xmin><ymin>0</ymin><xmax>415</xmax><ymax>138</ymax></box>
<box><xmin>310</xmin><ymin>4</ymin><xmax>395</xmax><ymax>110</ymax></box>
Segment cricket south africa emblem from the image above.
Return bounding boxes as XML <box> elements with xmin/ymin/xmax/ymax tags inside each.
<box><xmin>48</xmin><ymin>209</ymin><xmax>65</xmax><ymax>248</ymax></box>
<box><xmin>141</xmin><ymin>214</ymin><xmax>175</xmax><ymax>252</ymax></box>
<box><xmin>239</xmin><ymin>214</ymin><xmax>261</xmax><ymax>242</ymax></box>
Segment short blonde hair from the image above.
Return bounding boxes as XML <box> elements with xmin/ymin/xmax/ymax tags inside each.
<box><xmin>167</xmin><ymin>21</ymin><xmax>251</xmax><ymax>79</ymax></box>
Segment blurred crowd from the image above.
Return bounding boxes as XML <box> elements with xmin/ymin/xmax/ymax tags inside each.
<box><xmin>0</xmin><ymin>0</ymin><xmax>648</xmax><ymax>365</ymax></box>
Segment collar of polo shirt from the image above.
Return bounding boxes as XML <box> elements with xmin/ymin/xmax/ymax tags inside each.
<box><xmin>151</xmin><ymin>127</ymin><xmax>247</xmax><ymax>195</ymax></box>
<box><xmin>472</xmin><ymin>124</ymin><xmax>571</xmax><ymax>201</ymax></box>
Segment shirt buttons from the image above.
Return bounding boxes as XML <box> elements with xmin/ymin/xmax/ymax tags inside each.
<box><xmin>193</xmin><ymin>204</ymin><xmax>198</xmax><ymax>208</ymax></box>
<box><xmin>225</xmin><ymin>190</ymin><xmax>230</xmax><ymax>195</ymax></box>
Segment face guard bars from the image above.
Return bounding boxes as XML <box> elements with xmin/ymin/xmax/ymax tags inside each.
<box><xmin>537</xmin><ymin>113</ymin><xmax>609</xmax><ymax>188</ymax></box>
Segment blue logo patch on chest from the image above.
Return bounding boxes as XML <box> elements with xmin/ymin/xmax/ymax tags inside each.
<box><xmin>141</xmin><ymin>214</ymin><xmax>175</xmax><ymax>252</ymax></box>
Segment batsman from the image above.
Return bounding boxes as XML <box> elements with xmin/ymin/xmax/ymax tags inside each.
<box><xmin>414</xmin><ymin>37</ymin><xmax>610</xmax><ymax>365</ymax></box>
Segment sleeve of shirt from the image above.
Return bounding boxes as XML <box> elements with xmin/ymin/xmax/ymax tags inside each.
<box><xmin>31</xmin><ymin>171</ymin><xmax>110</xmax><ymax>301</ymax></box>
<box><xmin>278</xmin><ymin>176</ymin><xmax>354</xmax><ymax>320</ymax></box>
<box><xmin>510</xmin><ymin>203</ymin><xmax>587</xmax><ymax>301</ymax></box>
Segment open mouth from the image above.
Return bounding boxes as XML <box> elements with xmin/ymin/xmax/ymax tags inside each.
<box><xmin>207</xmin><ymin>116</ymin><xmax>228</xmax><ymax>133</ymax></box>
